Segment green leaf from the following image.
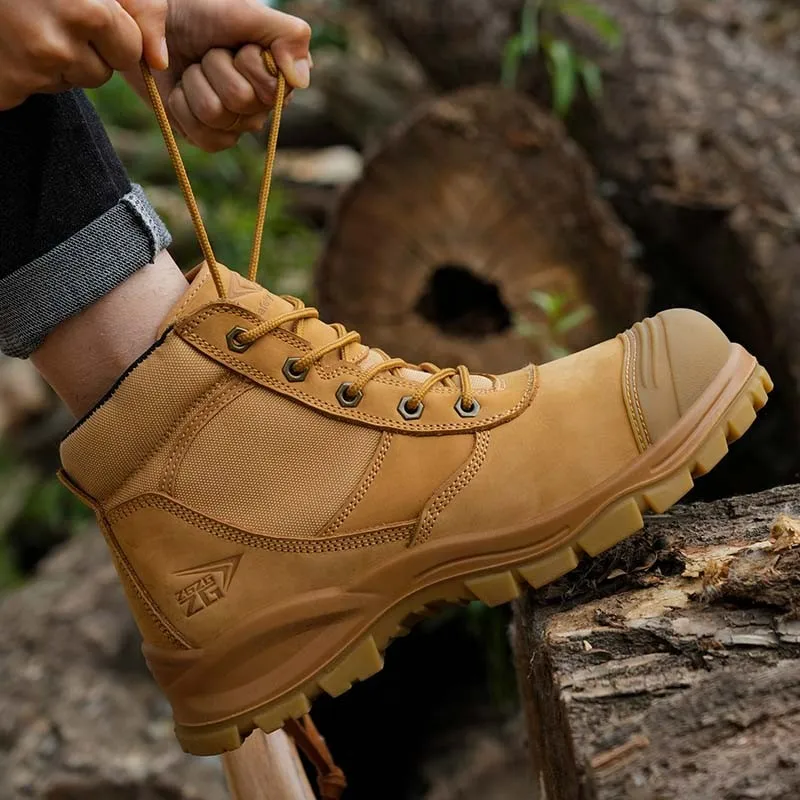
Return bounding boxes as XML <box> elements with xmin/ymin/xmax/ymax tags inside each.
<box><xmin>553</xmin><ymin>305</ymin><xmax>594</xmax><ymax>335</ymax></box>
<box><xmin>501</xmin><ymin>34</ymin><xmax>525</xmax><ymax>88</ymax></box>
<box><xmin>502</xmin><ymin>0</ymin><xmax>542</xmax><ymax>89</ymax></box>
<box><xmin>530</xmin><ymin>289</ymin><xmax>567</xmax><ymax>319</ymax></box>
<box><xmin>578</xmin><ymin>58</ymin><xmax>603</xmax><ymax>104</ymax></box>
<box><xmin>520</xmin><ymin>0</ymin><xmax>541</xmax><ymax>53</ymax></box>
<box><xmin>557</xmin><ymin>0</ymin><xmax>623</xmax><ymax>49</ymax></box>
<box><xmin>545</xmin><ymin>39</ymin><xmax>578</xmax><ymax>117</ymax></box>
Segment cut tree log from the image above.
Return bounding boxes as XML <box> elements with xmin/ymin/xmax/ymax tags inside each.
<box><xmin>512</xmin><ymin>483</ymin><xmax>800</xmax><ymax>800</ymax></box>
<box><xmin>317</xmin><ymin>86</ymin><xmax>644</xmax><ymax>373</ymax></box>
<box><xmin>363</xmin><ymin>0</ymin><xmax>800</xmax><ymax>491</ymax></box>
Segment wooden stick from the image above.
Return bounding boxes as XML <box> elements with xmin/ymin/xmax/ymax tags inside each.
<box><xmin>222</xmin><ymin>729</ymin><xmax>316</xmax><ymax>800</ymax></box>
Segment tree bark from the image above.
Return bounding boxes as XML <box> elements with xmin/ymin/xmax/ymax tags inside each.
<box><xmin>364</xmin><ymin>0</ymin><xmax>800</xmax><ymax>493</ymax></box>
<box><xmin>512</xmin><ymin>484</ymin><xmax>800</xmax><ymax>800</ymax></box>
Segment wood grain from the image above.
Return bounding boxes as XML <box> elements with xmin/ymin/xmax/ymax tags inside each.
<box><xmin>223</xmin><ymin>729</ymin><xmax>315</xmax><ymax>800</ymax></box>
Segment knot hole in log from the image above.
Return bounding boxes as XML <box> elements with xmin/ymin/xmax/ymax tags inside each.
<box><xmin>414</xmin><ymin>263</ymin><xmax>513</xmax><ymax>338</ymax></box>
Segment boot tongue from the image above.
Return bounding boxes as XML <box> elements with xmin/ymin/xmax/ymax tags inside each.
<box><xmin>162</xmin><ymin>262</ymin><xmax>301</xmax><ymax>330</ymax></box>
<box><xmin>161</xmin><ymin>263</ymin><xmax>490</xmax><ymax>388</ymax></box>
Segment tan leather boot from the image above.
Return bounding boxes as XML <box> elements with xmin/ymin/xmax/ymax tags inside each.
<box><xmin>60</xmin><ymin>260</ymin><xmax>771</xmax><ymax>756</ymax></box>
<box><xmin>59</xmin><ymin>57</ymin><xmax>771</xmax><ymax>756</ymax></box>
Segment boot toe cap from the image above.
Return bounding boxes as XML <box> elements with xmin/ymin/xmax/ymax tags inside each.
<box><xmin>632</xmin><ymin>308</ymin><xmax>732</xmax><ymax>445</ymax></box>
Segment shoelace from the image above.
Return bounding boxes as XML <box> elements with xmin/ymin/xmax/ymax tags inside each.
<box><xmin>139</xmin><ymin>53</ymin><xmax>477</xmax><ymax>417</ymax></box>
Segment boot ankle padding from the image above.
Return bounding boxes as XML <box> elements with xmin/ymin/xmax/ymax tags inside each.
<box><xmin>61</xmin><ymin>335</ymin><xmax>227</xmax><ymax>501</ymax></box>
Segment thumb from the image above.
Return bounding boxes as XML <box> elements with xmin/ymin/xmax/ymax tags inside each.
<box><xmin>118</xmin><ymin>0</ymin><xmax>169</xmax><ymax>70</ymax></box>
<box><xmin>244</xmin><ymin>4</ymin><xmax>313</xmax><ymax>89</ymax></box>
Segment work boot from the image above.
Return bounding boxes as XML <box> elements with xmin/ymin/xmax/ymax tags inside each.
<box><xmin>59</xmin><ymin>261</ymin><xmax>771</xmax><ymax>756</ymax></box>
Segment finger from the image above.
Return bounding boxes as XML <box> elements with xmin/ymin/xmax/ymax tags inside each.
<box><xmin>233</xmin><ymin>44</ymin><xmax>283</xmax><ymax>108</ymax></box>
<box><xmin>168</xmin><ymin>84</ymin><xmax>239</xmax><ymax>152</ymax></box>
<box><xmin>181</xmin><ymin>63</ymin><xmax>239</xmax><ymax>130</ymax></box>
<box><xmin>82</xmin><ymin>1</ymin><xmax>144</xmax><ymax>71</ymax></box>
<box><xmin>62</xmin><ymin>44</ymin><xmax>113</xmax><ymax>89</ymax></box>
<box><xmin>202</xmin><ymin>49</ymin><xmax>263</xmax><ymax>116</ymax></box>
<box><xmin>241</xmin><ymin>112</ymin><xmax>270</xmax><ymax>133</ymax></box>
<box><xmin>215</xmin><ymin>4</ymin><xmax>312</xmax><ymax>89</ymax></box>
<box><xmin>117</xmin><ymin>0</ymin><xmax>169</xmax><ymax>69</ymax></box>
<box><xmin>261</xmin><ymin>10</ymin><xmax>313</xmax><ymax>90</ymax></box>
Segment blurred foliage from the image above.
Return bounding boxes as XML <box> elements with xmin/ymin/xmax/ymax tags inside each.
<box><xmin>269</xmin><ymin>0</ymin><xmax>352</xmax><ymax>51</ymax></box>
<box><xmin>0</xmin><ymin>446</ymin><xmax>90</xmax><ymax>590</ymax></box>
<box><xmin>517</xmin><ymin>289</ymin><xmax>595</xmax><ymax>360</ymax></box>
<box><xmin>502</xmin><ymin>0</ymin><xmax>621</xmax><ymax>116</ymax></box>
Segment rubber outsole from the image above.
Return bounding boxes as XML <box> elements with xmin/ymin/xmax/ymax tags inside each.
<box><xmin>176</xmin><ymin>364</ymin><xmax>773</xmax><ymax>756</ymax></box>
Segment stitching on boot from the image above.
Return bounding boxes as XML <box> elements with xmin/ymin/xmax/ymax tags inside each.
<box><xmin>621</xmin><ymin>330</ymin><xmax>649</xmax><ymax>453</ymax></box>
<box><xmin>175</xmin><ymin>307</ymin><xmax>536</xmax><ymax>433</ymax></box>
<box><xmin>108</xmin><ymin>370</ymin><xmax>233</xmax><ymax>505</ymax></box>
<box><xmin>172</xmin><ymin>270</ymin><xmax>212</xmax><ymax>320</ymax></box>
<box><xmin>411</xmin><ymin>431</ymin><xmax>491</xmax><ymax>547</ymax></box>
<box><xmin>631</xmin><ymin>326</ymin><xmax>653</xmax><ymax>447</ymax></box>
<box><xmin>160</xmin><ymin>376</ymin><xmax>253</xmax><ymax>494</ymax></box>
<box><xmin>319</xmin><ymin>433</ymin><xmax>394</xmax><ymax>537</ymax></box>
<box><xmin>108</xmin><ymin>494</ymin><xmax>413</xmax><ymax>553</ymax></box>
<box><xmin>97</xmin><ymin>514</ymin><xmax>191</xmax><ymax>649</ymax></box>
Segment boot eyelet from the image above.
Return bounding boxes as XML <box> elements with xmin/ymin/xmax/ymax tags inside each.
<box><xmin>398</xmin><ymin>396</ymin><xmax>424</xmax><ymax>420</ymax></box>
<box><xmin>283</xmin><ymin>357</ymin><xmax>309</xmax><ymax>382</ymax></box>
<box><xmin>454</xmin><ymin>397</ymin><xmax>481</xmax><ymax>418</ymax></box>
<box><xmin>226</xmin><ymin>326</ymin><xmax>252</xmax><ymax>353</ymax></box>
<box><xmin>336</xmin><ymin>383</ymin><xmax>363</xmax><ymax>408</ymax></box>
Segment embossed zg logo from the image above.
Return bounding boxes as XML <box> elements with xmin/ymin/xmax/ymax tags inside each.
<box><xmin>173</xmin><ymin>555</ymin><xmax>241</xmax><ymax>617</ymax></box>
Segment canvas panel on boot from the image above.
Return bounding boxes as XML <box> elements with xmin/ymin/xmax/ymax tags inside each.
<box><xmin>60</xmin><ymin>262</ymin><xmax>772</xmax><ymax>756</ymax></box>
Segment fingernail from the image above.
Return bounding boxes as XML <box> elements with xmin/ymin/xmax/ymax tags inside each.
<box><xmin>292</xmin><ymin>58</ymin><xmax>311</xmax><ymax>89</ymax></box>
<box><xmin>160</xmin><ymin>38</ymin><xmax>169</xmax><ymax>69</ymax></box>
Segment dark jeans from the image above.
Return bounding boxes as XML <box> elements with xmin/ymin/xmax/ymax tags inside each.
<box><xmin>0</xmin><ymin>90</ymin><xmax>170</xmax><ymax>357</ymax></box>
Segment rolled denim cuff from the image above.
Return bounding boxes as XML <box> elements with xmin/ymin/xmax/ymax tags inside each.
<box><xmin>0</xmin><ymin>184</ymin><xmax>171</xmax><ymax>358</ymax></box>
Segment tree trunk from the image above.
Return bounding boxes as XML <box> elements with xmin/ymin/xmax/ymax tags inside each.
<box><xmin>317</xmin><ymin>86</ymin><xmax>644</xmax><ymax>373</ymax></box>
<box><xmin>512</xmin><ymin>484</ymin><xmax>800</xmax><ymax>800</ymax></box>
<box><xmin>364</xmin><ymin>0</ymin><xmax>800</xmax><ymax>493</ymax></box>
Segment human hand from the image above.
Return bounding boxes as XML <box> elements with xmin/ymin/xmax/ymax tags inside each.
<box><xmin>130</xmin><ymin>0</ymin><xmax>312</xmax><ymax>152</ymax></box>
<box><xmin>0</xmin><ymin>0</ymin><xmax>168</xmax><ymax>110</ymax></box>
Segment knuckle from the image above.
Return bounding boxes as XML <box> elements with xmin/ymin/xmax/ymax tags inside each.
<box><xmin>224</xmin><ymin>83</ymin><xmax>255</xmax><ymax>113</ymax></box>
<box><xmin>234</xmin><ymin>44</ymin><xmax>261</xmax><ymax>72</ymax></box>
<box><xmin>201</xmin><ymin>49</ymin><xmax>225</xmax><ymax>70</ymax></box>
<box><xmin>74</xmin><ymin>0</ymin><xmax>114</xmax><ymax>29</ymax></box>
<box><xmin>85</xmin><ymin>65</ymin><xmax>113</xmax><ymax>88</ymax></box>
<box><xmin>194</xmin><ymin>130</ymin><xmax>238</xmax><ymax>153</ymax></box>
<box><xmin>187</xmin><ymin>86</ymin><xmax>223</xmax><ymax>122</ymax></box>
<box><xmin>244</xmin><ymin>115</ymin><xmax>268</xmax><ymax>133</ymax></box>
<box><xmin>196</xmin><ymin>96</ymin><xmax>223</xmax><ymax>123</ymax></box>
<box><xmin>167</xmin><ymin>88</ymin><xmax>187</xmax><ymax>118</ymax></box>
<box><xmin>287</xmin><ymin>18</ymin><xmax>313</xmax><ymax>44</ymax></box>
<box><xmin>144</xmin><ymin>0</ymin><xmax>168</xmax><ymax>13</ymax></box>
<box><xmin>27</xmin><ymin>37</ymin><xmax>71</xmax><ymax>66</ymax></box>
<box><xmin>141</xmin><ymin>0</ymin><xmax>168</xmax><ymax>22</ymax></box>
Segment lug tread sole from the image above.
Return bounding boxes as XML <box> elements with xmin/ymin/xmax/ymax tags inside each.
<box><xmin>176</xmin><ymin>365</ymin><xmax>772</xmax><ymax>756</ymax></box>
